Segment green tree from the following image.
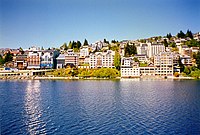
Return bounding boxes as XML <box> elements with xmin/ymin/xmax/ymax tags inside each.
<box><xmin>60</xmin><ymin>43</ymin><xmax>68</xmax><ymax>50</ymax></box>
<box><xmin>83</xmin><ymin>39</ymin><xmax>89</xmax><ymax>46</ymax></box>
<box><xmin>68</xmin><ymin>41</ymin><xmax>73</xmax><ymax>49</ymax></box>
<box><xmin>184</xmin><ymin>66</ymin><xmax>191</xmax><ymax>75</ymax></box>
<box><xmin>19</xmin><ymin>47</ymin><xmax>24</xmax><ymax>54</ymax></box>
<box><xmin>170</xmin><ymin>42</ymin><xmax>176</xmax><ymax>48</ymax></box>
<box><xmin>111</xmin><ymin>40</ymin><xmax>117</xmax><ymax>43</ymax></box>
<box><xmin>178</xmin><ymin>56</ymin><xmax>184</xmax><ymax>72</ymax></box>
<box><xmin>185</xmin><ymin>29</ymin><xmax>193</xmax><ymax>39</ymax></box>
<box><xmin>167</xmin><ymin>33</ymin><xmax>172</xmax><ymax>40</ymax></box>
<box><xmin>103</xmin><ymin>39</ymin><xmax>109</xmax><ymax>44</ymax></box>
<box><xmin>177</xmin><ymin>30</ymin><xmax>185</xmax><ymax>38</ymax></box>
<box><xmin>76</xmin><ymin>41</ymin><xmax>82</xmax><ymax>49</ymax></box>
<box><xmin>19</xmin><ymin>47</ymin><xmax>23</xmax><ymax>51</ymax></box>
<box><xmin>72</xmin><ymin>41</ymin><xmax>76</xmax><ymax>49</ymax></box>
<box><xmin>133</xmin><ymin>57</ymin><xmax>139</xmax><ymax>62</ymax></box>
<box><xmin>163</xmin><ymin>39</ymin><xmax>168</xmax><ymax>48</ymax></box>
<box><xmin>185</xmin><ymin>39</ymin><xmax>200</xmax><ymax>47</ymax></box>
<box><xmin>4</xmin><ymin>52</ymin><xmax>13</xmax><ymax>63</ymax></box>
<box><xmin>124</xmin><ymin>43</ymin><xmax>137</xmax><ymax>56</ymax></box>
<box><xmin>190</xmin><ymin>70</ymin><xmax>200</xmax><ymax>79</ymax></box>
<box><xmin>93</xmin><ymin>68</ymin><xmax>120</xmax><ymax>78</ymax></box>
<box><xmin>114</xmin><ymin>51</ymin><xmax>121</xmax><ymax>70</ymax></box>
<box><xmin>140</xmin><ymin>39</ymin><xmax>146</xmax><ymax>43</ymax></box>
<box><xmin>0</xmin><ymin>55</ymin><xmax>5</xmax><ymax>65</ymax></box>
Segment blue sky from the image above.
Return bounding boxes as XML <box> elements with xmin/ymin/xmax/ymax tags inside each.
<box><xmin>0</xmin><ymin>0</ymin><xmax>200</xmax><ymax>49</ymax></box>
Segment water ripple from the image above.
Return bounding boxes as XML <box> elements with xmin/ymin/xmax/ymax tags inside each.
<box><xmin>1</xmin><ymin>80</ymin><xmax>200</xmax><ymax>135</ymax></box>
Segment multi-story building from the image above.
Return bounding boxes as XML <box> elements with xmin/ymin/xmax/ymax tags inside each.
<box><xmin>172</xmin><ymin>53</ymin><xmax>180</xmax><ymax>66</ymax></box>
<box><xmin>27</xmin><ymin>51</ymin><xmax>42</xmax><ymax>69</ymax></box>
<box><xmin>147</xmin><ymin>43</ymin><xmax>165</xmax><ymax>58</ymax></box>
<box><xmin>121</xmin><ymin>57</ymin><xmax>140</xmax><ymax>78</ymax></box>
<box><xmin>191</xmin><ymin>47</ymin><xmax>199</xmax><ymax>54</ymax></box>
<box><xmin>89</xmin><ymin>50</ymin><xmax>115</xmax><ymax>68</ymax></box>
<box><xmin>40</xmin><ymin>51</ymin><xmax>54</xmax><ymax>69</ymax></box>
<box><xmin>27</xmin><ymin>47</ymin><xmax>58</xmax><ymax>69</ymax></box>
<box><xmin>119</xmin><ymin>44</ymin><xmax>125</xmax><ymax>57</ymax></box>
<box><xmin>175</xmin><ymin>38</ymin><xmax>187</xmax><ymax>46</ymax></box>
<box><xmin>154</xmin><ymin>52</ymin><xmax>174</xmax><ymax>76</ymax></box>
<box><xmin>90</xmin><ymin>41</ymin><xmax>108</xmax><ymax>52</ymax></box>
<box><xmin>178</xmin><ymin>45</ymin><xmax>191</xmax><ymax>56</ymax></box>
<box><xmin>80</xmin><ymin>46</ymin><xmax>89</xmax><ymax>57</ymax></box>
<box><xmin>65</xmin><ymin>49</ymin><xmax>79</xmax><ymax>67</ymax></box>
<box><xmin>139</xmin><ymin>66</ymin><xmax>155</xmax><ymax>76</ymax></box>
<box><xmin>194</xmin><ymin>32</ymin><xmax>200</xmax><ymax>41</ymax></box>
<box><xmin>14</xmin><ymin>54</ymin><xmax>28</xmax><ymax>70</ymax></box>
<box><xmin>56</xmin><ymin>54</ymin><xmax>65</xmax><ymax>69</ymax></box>
<box><xmin>78</xmin><ymin>46</ymin><xmax>90</xmax><ymax>67</ymax></box>
<box><xmin>134</xmin><ymin>54</ymin><xmax>148</xmax><ymax>63</ymax></box>
<box><xmin>180</xmin><ymin>55</ymin><xmax>192</xmax><ymax>66</ymax></box>
<box><xmin>136</xmin><ymin>43</ymin><xmax>148</xmax><ymax>55</ymax></box>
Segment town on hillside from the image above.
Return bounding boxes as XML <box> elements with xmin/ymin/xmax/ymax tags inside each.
<box><xmin>1</xmin><ymin>30</ymin><xmax>200</xmax><ymax>79</ymax></box>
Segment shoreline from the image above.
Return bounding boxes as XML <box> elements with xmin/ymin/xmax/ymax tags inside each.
<box><xmin>0</xmin><ymin>75</ymin><xmax>197</xmax><ymax>80</ymax></box>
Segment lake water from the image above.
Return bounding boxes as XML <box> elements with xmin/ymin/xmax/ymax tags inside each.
<box><xmin>1</xmin><ymin>80</ymin><xmax>200</xmax><ymax>135</ymax></box>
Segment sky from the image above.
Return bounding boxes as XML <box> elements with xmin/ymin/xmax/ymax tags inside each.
<box><xmin>0</xmin><ymin>0</ymin><xmax>200</xmax><ymax>49</ymax></box>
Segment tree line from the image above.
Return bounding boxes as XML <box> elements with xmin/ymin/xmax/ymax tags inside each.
<box><xmin>0</xmin><ymin>52</ymin><xmax>13</xmax><ymax>65</ymax></box>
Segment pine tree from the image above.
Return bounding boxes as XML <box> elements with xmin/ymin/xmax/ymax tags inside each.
<box><xmin>167</xmin><ymin>33</ymin><xmax>172</xmax><ymax>40</ymax></box>
<box><xmin>177</xmin><ymin>30</ymin><xmax>185</xmax><ymax>38</ymax></box>
<box><xmin>186</xmin><ymin>29</ymin><xmax>193</xmax><ymax>39</ymax></box>
<box><xmin>68</xmin><ymin>41</ymin><xmax>72</xmax><ymax>49</ymax></box>
<box><xmin>77</xmin><ymin>41</ymin><xmax>82</xmax><ymax>49</ymax></box>
<box><xmin>83</xmin><ymin>39</ymin><xmax>89</xmax><ymax>46</ymax></box>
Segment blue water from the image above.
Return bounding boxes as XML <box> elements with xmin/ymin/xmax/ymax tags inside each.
<box><xmin>1</xmin><ymin>80</ymin><xmax>200</xmax><ymax>135</ymax></box>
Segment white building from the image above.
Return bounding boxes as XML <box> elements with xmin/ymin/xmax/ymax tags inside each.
<box><xmin>89</xmin><ymin>50</ymin><xmax>115</xmax><ymax>68</ymax></box>
<box><xmin>175</xmin><ymin>38</ymin><xmax>187</xmax><ymax>46</ymax></box>
<box><xmin>136</xmin><ymin>43</ymin><xmax>148</xmax><ymax>55</ymax></box>
<box><xmin>40</xmin><ymin>51</ymin><xmax>54</xmax><ymax>69</ymax></box>
<box><xmin>154</xmin><ymin>52</ymin><xmax>174</xmax><ymax>76</ymax></box>
<box><xmin>139</xmin><ymin>67</ymin><xmax>155</xmax><ymax>76</ymax></box>
<box><xmin>134</xmin><ymin>54</ymin><xmax>148</xmax><ymax>63</ymax></box>
<box><xmin>90</xmin><ymin>41</ymin><xmax>109</xmax><ymax>52</ymax></box>
<box><xmin>119</xmin><ymin>44</ymin><xmax>125</xmax><ymax>56</ymax></box>
<box><xmin>147</xmin><ymin>43</ymin><xmax>165</xmax><ymax>58</ymax></box>
<box><xmin>121</xmin><ymin>57</ymin><xmax>140</xmax><ymax>78</ymax></box>
<box><xmin>180</xmin><ymin>55</ymin><xmax>192</xmax><ymax>66</ymax></box>
<box><xmin>56</xmin><ymin>54</ymin><xmax>65</xmax><ymax>69</ymax></box>
<box><xmin>80</xmin><ymin>46</ymin><xmax>89</xmax><ymax>57</ymax></box>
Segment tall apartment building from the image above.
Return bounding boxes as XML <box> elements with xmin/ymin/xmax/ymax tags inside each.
<box><xmin>136</xmin><ymin>43</ymin><xmax>148</xmax><ymax>55</ymax></box>
<box><xmin>154</xmin><ymin>52</ymin><xmax>173</xmax><ymax>76</ymax></box>
<box><xmin>147</xmin><ymin>43</ymin><xmax>165</xmax><ymax>58</ymax></box>
<box><xmin>89</xmin><ymin>50</ymin><xmax>115</xmax><ymax>68</ymax></box>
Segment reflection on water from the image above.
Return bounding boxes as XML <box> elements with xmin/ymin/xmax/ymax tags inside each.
<box><xmin>24</xmin><ymin>80</ymin><xmax>47</xmax><ymax>135</ymax></box>
<box><xmin>1</xmin><ymin>80</ymin><xmax>200</xmax><ymax>135</ymax></box>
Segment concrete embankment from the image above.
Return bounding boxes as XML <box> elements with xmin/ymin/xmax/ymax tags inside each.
<box><xmin>0</xmin><ymin>76</ymin><xmax>78</xmax><ymax>80</ymax></box>
<box><xmin>0</xmin><ymin>75</ymin><xmax>196</xmax><ymax>80</ymax></box>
